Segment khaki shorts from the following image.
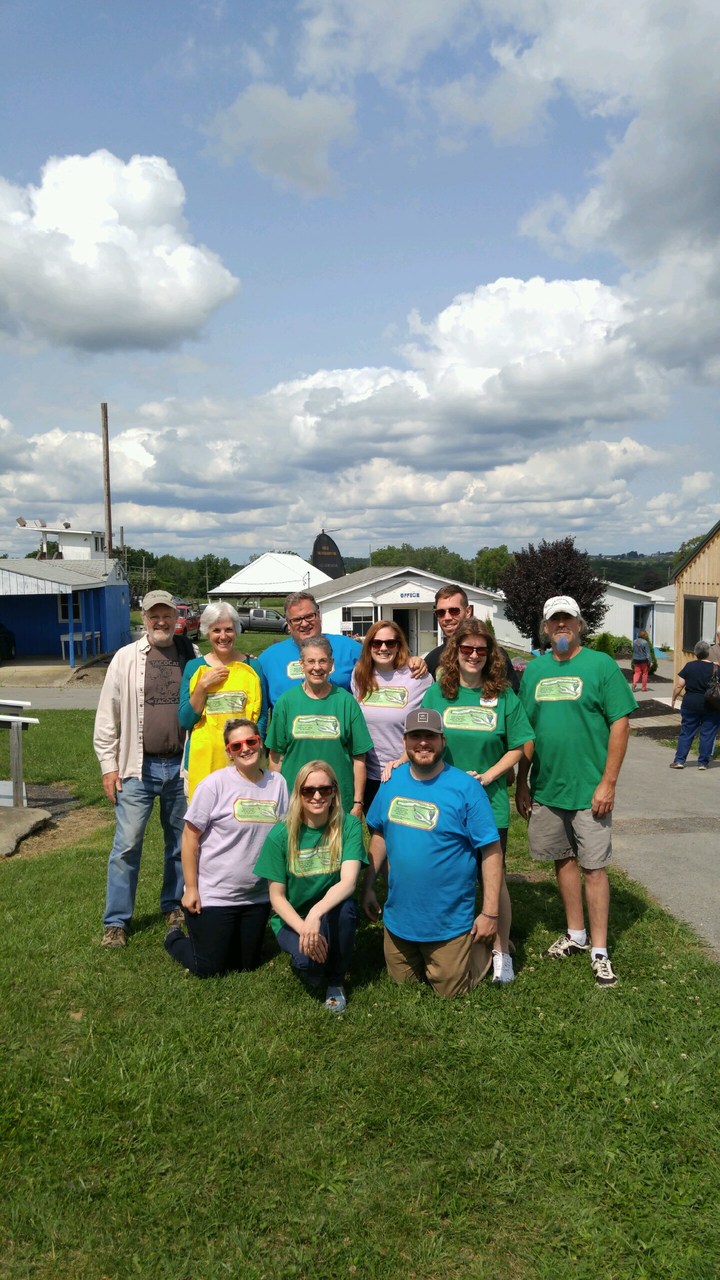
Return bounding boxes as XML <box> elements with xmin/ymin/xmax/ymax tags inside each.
<box><xmin>383</xmin><ymin>927</ymin><xmax>492</xmax><ymax>998</ymax></box>
<box><xmin>528</xmin><ymin>802</ymin><xmax>612</xmax><ymax>870</ymax></box>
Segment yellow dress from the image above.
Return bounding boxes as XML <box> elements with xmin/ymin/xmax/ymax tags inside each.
<box><xmin>186</xmin><ymin>660</ymin><xmax>263</xmax><ymax>798</ymax></box>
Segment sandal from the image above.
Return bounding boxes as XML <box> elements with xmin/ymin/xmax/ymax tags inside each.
<box><xmin>324</xmin><ymin>985</ymin><xmax>347</xmax><ymax>1014</ymax></box>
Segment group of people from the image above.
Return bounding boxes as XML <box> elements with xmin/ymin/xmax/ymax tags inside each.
<box><xmin>94</xmin><ymin>582</ymin><xmax>638</xmax><ymax>1007</ymax></box>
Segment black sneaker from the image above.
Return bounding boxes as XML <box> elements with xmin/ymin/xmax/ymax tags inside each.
<box><xmin>591</xmin><ymin>955</ymin><xmax>618</xmax><ymax>987</ymax></box>
<box><xmin>542</xmin><ymin>933</ymin><xmax>590</xmax><ymax>959</ymax></box>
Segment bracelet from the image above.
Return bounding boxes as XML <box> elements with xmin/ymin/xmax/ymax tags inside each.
<box><xmin>353</xmin><ymin>799</ymin><xmax>363</xmax><ymax>806</ymax></box>
<box><xmin>481</xmin><ymin>912</ymin><xmax>498</xmax><ymax>919</ymax></box>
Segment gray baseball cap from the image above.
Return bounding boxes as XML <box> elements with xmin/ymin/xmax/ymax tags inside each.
<box><xmin>141</xmin><ymin>590</ymin><xmax>176</xmax><ymax>612</ymax></box>
<box><xmin>404</xmin><ymin>708</ymin><xmax>444</xmax><ymax>735</ymax></box>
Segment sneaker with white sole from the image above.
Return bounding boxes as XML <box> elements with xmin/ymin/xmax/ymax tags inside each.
<box><xmin>491</xmin><ymin>951</ymin><xmax>515</xmax><ymax>984</ymax></box>
<box><xmin>101</xmin><ymin>925</ymin><xmax>127</xmax><ymax>948</ymax></box>
<box><xmin>591</xmin><ymin>955</ymin><xmax>618</xmax><ymax>987</ymax></box>
<box><xmin>542</xmin><ymin>933</ymin><xmax>590</xmax><ymax>960</ymax></box>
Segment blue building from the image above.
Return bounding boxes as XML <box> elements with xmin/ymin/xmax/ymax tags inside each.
<box><xmin>1</xmin><ymin>526</ymin><xmax>131</xmax><ymax>667</ymax></box>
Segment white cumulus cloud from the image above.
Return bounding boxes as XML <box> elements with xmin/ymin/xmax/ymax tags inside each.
<box><xmin>0</xmin><ymin>151</ymin><xmax>238</xmax><ymax>351</ymax></box>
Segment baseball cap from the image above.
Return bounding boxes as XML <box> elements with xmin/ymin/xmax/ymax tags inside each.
<box><xmin>404</xmin><ymin>708</ymin><xmax>444</xmax><ymax>735</ymax></box>
<box><xmin>141</xmin><ymin>589</ymin><xmax>176</xmax><ymax>612</ymax></box>
<box><xmin>543</xmin><ymin>595</ymin><xmax>580</xmax><ymax>621</ymax></box>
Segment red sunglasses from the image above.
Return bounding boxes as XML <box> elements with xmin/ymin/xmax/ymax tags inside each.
<box><xmin>227</xmin><ymin>736</ymin><xmax>261</xmax><ymax>753</ymax></box>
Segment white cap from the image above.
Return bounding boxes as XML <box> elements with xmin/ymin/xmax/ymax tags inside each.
<box><xmin>543</xmin><ymin>595</ymin><xmax>580</xmax><ymax>621</ymax></box>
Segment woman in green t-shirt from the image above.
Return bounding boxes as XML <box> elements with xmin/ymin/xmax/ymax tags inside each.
<box><xmin>253</xmin><ymin>760</ymin><xmax>367</xmax><ymax>1013</ymax></box>
<box><xmin>422</xmin><ymin>618</ymin><xmax>534</xmax><ymax>985</ymax></box>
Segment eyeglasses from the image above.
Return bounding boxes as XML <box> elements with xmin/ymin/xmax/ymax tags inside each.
<box><xmin>227</xmin><ymin>736</ymin><xmax>261</xmax><ymax>753</ymax></box>
<box><xmin>435</xmin><ymin>606</ymin><xmax>463</xmax><ymax>618</ymax></box>
<box><xmin>287</xmin><ymin>610</ymin><xmax>318</xmax><ymax>626</ymax></box>
<box><xmin>458</xmin><ymin>644</ymin><xmax>489</xmax><ymax>657</ymax></box>
<box><xmin>300</xmin><ymin>784</ymin><xmax>335</xmax><ymax>799</ymax></box>
<box><xmin>370</xmin><ymin>638</ymin><xmax>399</xmax><ymax>650</ymax></box>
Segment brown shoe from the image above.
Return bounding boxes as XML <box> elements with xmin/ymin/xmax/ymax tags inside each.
<box><xmin>164</xmin><ymin>908</ymin><xmax>185</xmax><ymax>928</ymax></box>
<box><xmin>101</xmin><ymin>925</ymin><xmax>127</xmax><ymax>948</ymax></box>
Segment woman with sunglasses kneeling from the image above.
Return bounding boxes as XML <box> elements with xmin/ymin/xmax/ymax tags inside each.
<box><xmin>421</xmin><ymin>619</ymin><xmax>534</xmax><ymax>984</ymax></box>
<box><xmin>253</xmin><ymin>761</ymin><xmax>367</xmax><ymax>1013</ymax></box>
<box><xmin>165</xmin><ymin>718</ymin><xmax>288</xmax><ymax>977</ymax></box>
<box><xmin>351</xmin><ymin>620</ymin><xmax>432</xmax><ymax>812</ymax></box>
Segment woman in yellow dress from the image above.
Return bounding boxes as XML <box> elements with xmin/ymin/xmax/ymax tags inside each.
<box><xmin>179</xmin><ymin>603</ymin><xmax>267</xmax><ymax>798</ymax></box>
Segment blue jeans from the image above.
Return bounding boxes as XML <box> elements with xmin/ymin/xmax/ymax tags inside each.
<box><xmin>103</xmin><ymin>755</ymin><xmax>186</xmax><ymax>929</ymax></box>
<box><xmin>674</xmin><ymin>709</ymin><xmax>720</xmax><ymax>768</ymax></box>
<box><xmin>276</xmin><ymin>898</ymin><xmax>358</xmax><ymax>986</ymax></box>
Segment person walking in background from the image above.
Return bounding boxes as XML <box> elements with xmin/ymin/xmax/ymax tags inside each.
<box><xmin>631</xmin><ymin>629</ymin><xmax>652</xmax><ymax>692</ymax></box>
<box><xmin>670</xmin><ymin>641</ymin><xmax>720</xmax><ymax>771</ymax></box>
<box><xmin>516</xmin><ymin>595</ymin><xmax>636</xmax><ymax>988</ymax></box>
<box><xmin>351</xmin><ymin>619</ymin><xmax>432</xmax><ymax>811</ymax></box>
<box><xmin>94</xmin><ymin>590</ymin><xmax>193</xmax><ymax>948</ymax></box>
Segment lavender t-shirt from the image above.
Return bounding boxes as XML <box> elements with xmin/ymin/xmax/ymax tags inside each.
<box><xmin>184</xmin><ymin>767</ymin><xmax>289</xmax><ymax>907</ymax></box>
<box><xmin>351</xmin><ymin>664</ymin><xmax>433</xmax><ymax>780</ymax></box>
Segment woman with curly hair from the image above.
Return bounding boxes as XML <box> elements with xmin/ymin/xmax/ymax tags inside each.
<box><xmin>421</xmin><ymin>618</ymin><xmax>534</xmax><ymax>983</ymax></box>
<box><xmin>351</xmin><ymin>620</ymin><xmax>432</xmax><ymax>810</ymax></box>
<box><xmin>253</xmin><ymin>760</ymin><xmax>367</xmax><ymax>1013</ymax></box>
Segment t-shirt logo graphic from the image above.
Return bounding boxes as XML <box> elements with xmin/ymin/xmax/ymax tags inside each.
<box><xmin>206</xmin><ymin>691</ymin><xmax>248</xmax><ymax>715</ymax></box>
<box><xmin>296</xmin><ymin>841</ymin><xmax>332</xmax><ymax>876</ymax></box>
<box><xmin>443</xmin><ymin>705</ymin><xmax>497</xmax><ymax>731</ymax></box>
<box><xmin>535</xmin><ymin>676</ymin><xmax>583</xmax><ymax>702</ymax></box>
<box><xmin>292</xmin><ymin>714</ymin><xmax>341</xmax><ymax>739</ymax></box>
<box><xmin>388</xmin><ymin>795</ymin><xmax>440</xmax><ymax>830</ymax></box>
<box><xmin>363</xmin><ymin>687</ymin><xmax>408</xmax><ymax>708</ymax></box>
<box><xmin>287</xmin><ymin>659</ymin><xmax>303</xmax><ymax>680</ymax></box>
<box><xmin>233</xmin><ymin>798</ymin><xmax>278</xmax><ymax>823</ymax></box>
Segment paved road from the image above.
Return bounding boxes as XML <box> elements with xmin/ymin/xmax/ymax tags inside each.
<box><xmin>613</xmin><ymin>730</ymin><xmax>720</xmax><ymax>958</ymax></box>
<box><xmin>1</xmin><ymin>684</ymin><xmax>102</xmax><ymax>710</ymax></box>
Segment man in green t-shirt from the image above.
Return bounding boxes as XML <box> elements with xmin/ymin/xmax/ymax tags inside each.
<box><xmin>516</xmin><ymin>595</ymin><xmax>637</xmax><ymax>989</ymax></box>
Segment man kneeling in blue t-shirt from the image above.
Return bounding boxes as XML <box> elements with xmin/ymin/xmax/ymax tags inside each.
<box><xmin>363</xmin><ymin>708</ymin><xmax>504</xmax><ymax>998</ymax></box>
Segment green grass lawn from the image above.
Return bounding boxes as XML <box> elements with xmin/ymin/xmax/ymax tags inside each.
<box><xmin>1</xmin><ymin>714</ymin><xmax>719</xmax><ymax>1279</ymax></box>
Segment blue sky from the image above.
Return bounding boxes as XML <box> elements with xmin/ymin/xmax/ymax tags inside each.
<box><xmin>2</xmin><ymin>0</ymin><xmax>719</xmax><ymax>563</ymax></box>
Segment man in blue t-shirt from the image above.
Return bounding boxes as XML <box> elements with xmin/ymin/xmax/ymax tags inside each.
<box><xmin>363</xmin><ymin>708</ymin><xmax>503</xmax><ymax>998</ymax></box>
<box><xmin>258</xmin><ymin>591</ymin><xmax>362</xmax><ymax>708</ymax></box>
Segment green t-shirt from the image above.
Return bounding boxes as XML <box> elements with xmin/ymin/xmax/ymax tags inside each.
<box><xmin>253</xmin><ymin>813</ymin><xmax>367</xmax><ymax>935</ymax></box>
<box><xmin>422</xmin><ymin>683</ymin><xmax>534</xmax><ymax>829</ymax></box>
<box><xmin>518</xmin><ymin>647</ymin><xmax>637</xmax><ymax>810</ymax></box>
<box><xmin>265</xmin><ymin>683</ymin><xmax>374</xmax><ymax>811</ymax></box>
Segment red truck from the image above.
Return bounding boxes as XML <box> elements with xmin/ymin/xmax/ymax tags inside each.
<box><xmin>173</xmin><ymin>601</ymin><xmax>202</xmax><ymax>641</ymax></box>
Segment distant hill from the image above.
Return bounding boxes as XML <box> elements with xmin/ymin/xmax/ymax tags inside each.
<box><xmin>590</xmin><ymin>552</ymin><xmax>675</xmax><ymax>592</ymax></box>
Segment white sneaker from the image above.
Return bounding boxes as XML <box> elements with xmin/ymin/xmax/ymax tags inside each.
<box><xmin>491</xmin><ymin>951</ymin><xmax>515</xmax><ymax>984</ymax></box>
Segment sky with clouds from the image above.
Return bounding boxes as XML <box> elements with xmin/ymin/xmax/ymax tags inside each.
<box><xmin>2</xmin><ymin>0</ymin><xmax>719</xmax><ymax>563</ymax></box>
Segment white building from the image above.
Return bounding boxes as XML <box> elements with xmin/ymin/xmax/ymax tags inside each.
<box><xmin>210</xmin><ymin>552</ymin><xmax>331</xmax><ymax>601</ymax></box>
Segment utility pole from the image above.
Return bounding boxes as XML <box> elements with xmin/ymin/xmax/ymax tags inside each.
<box><xmin>101</xmin><ymin>402</ymin><xmax>113</xmax><ymax>557</ymax></box>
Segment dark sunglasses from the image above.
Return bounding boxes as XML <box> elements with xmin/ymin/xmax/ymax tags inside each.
<box><xmin>227</xmin><ymin>736</ymin><xmax>261</xmax><ymax>753</ymax></box>
<box><xmin>458</xmin><ymin>644</ymin><xmax>489</xmax><ymax>657</ymax></box>
<box><xmin>300</xmin><ymin>784</ymin><xmax>335</xmax><ymax>799</ymax></box>
<box><xmin>435</xmin><ymin>606</ymin><xmax>463</xmax><ymax>618</ymax></box>
<box><xmin>370</xmin><ymin>638</ymin><xmax>399</xmax><ymax>650</ymax></box>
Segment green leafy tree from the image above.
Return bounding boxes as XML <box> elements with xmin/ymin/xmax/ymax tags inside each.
<box><xmin>500</xmin><ymin>537</ymin><xmax>607</xmax><ymax>648</ymax></box>
<box><xmin>672</xmin><ymin>533</ymin><xmax>706</xmax><ymax>571</ymax></box>
<box><xmin>473</xmin><ymin>545</ymin><xmax>514</xmax><ymax>590</ymax></box>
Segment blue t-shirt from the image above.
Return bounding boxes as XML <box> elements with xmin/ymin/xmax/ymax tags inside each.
<box><xmin>366</xmin><ymin>763</ymin><xmax>499</xmax><ymax>942</ymax></box>
<box><xmin>259</xmin><ymin>633</ymin><xmax>362</xmax><ymax>707</ymax></box>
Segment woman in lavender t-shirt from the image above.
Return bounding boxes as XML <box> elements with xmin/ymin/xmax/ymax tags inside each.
<box><xmin>351</xmin><ymin>621</ymin><xmax>432</xmax><ymax>812</ymax></box>
<box><xmin>164</xmin><ymin>717</ymin><xmax>288</xmax><ymax>977</ymax></box>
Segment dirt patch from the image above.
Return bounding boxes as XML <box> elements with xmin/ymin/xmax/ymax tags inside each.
<box><xmin>9</xmin><ymin>806</ymin><xmax>112</xmax><ymax>860</ymax></box>
<box><xmin>630</xmin><ymin>699</ymin><xmax>678</xmax><ymax>721</ymax></box>
<box><xmin>69</xmin><ymin>658</ymin><xmax>112</xmax><ymax>687</ymax></box>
